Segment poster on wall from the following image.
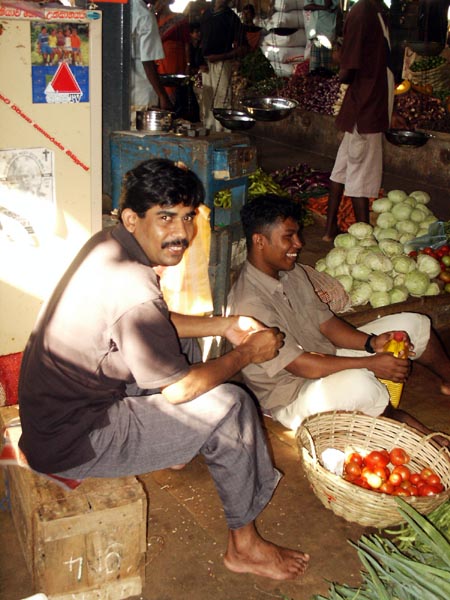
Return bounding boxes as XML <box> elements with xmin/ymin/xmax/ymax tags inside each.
<box><xmin>30</xmin><ymin>21</ymin><xmax>90</xmax><ymax>104</ymax></box>
<box><xmin>0</xmin><ymin>148</ymin><xmax>56</xmax><ymax>247</ymax></box>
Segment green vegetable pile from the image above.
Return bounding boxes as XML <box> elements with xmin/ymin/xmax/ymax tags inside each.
<box><xmin>314</xmin><ymin>498</ymin><xmax>450</xmax><ymax>600</ymax></box>
<box><xmin>238</xmin><ymin>49</ymin><xmax>276</xmax><ymax>87</ymax></box>
<box><xmin>410</xmin><ymin>55</ymin><xmax>446</xmax><ymax>72</ymax></box>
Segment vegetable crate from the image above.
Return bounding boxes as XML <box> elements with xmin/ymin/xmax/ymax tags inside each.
<box><xmin>110</xmin><ymin>131</ymin><xmax>256</xmax><ymax>226</ymax></box>
<box><xmin>297</xmin><ymin>411</ymin><xmax>450</xmax><ymax>529</ymax></box>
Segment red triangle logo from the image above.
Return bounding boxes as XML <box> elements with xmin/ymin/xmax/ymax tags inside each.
<box><xmin>51</xmin><ymin>63</ymin><xmax>82</xmax><ymax>94</ymax></box>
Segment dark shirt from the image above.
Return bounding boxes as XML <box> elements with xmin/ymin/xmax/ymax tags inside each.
<box><xmin>200</xmin><ymin>7</ymin><xmax>246</xmax><ymax>57</ymax></box>
<box><xmin>335</xmin><ymin>0</ymin><xmax>391</xmax><ymax>134</ymax></box>
<box><xmin>18</xmin><ymin>224</ymin><xmax>189</xmax><ymax>473</ymax></box>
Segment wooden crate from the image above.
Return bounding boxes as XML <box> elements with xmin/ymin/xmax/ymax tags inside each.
<box><xmin>1</xmin><ymin>406</ymin><xmax>147</xmax><ymax>600</ymax></box>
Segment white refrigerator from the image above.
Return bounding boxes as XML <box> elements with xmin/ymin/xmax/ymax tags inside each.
<box><xmin>0</xmin><ymin>1</ymin><xmax>102</xmax><ymax>354</ymax></box>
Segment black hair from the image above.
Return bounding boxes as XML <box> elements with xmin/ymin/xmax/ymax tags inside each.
<box><xmin>190</xmin><ymin>21</ymin><xmax>201</xmax><ymax>32</ymax></box>
<box><xmin>119</xmin><ymin>158</ymin><xmax>204</xmax><ymax>219</ymax></box>
<box><xmin>242</xmin><ymin>4</ymin><xmax>256</xmax><ymax>17</ymax></box>
<box><xmin>240</xmin><ymin>194</ymin><xmax>302</xmax><ymax>249</ymax></box>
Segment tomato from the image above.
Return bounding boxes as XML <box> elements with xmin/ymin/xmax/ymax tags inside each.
<box><xmin>399</xmin><ymin>479</ymin><xmax>412</xmax><ymax>489</ymax></box>
<box><xmin>426</xmin><ymin>473</ymin><xmax>441</xmax><ymax>487</ymax></box>
<box><xmin>389</xmin><ymin>471</ymin><xmax>403</xmax><ymax>486</ymax></box>
<box><xmin>439</xmin><ymin>270</ymin><xmax>450</xmax><ymax>283</ymax></box>
<box><xmin>361</xmin><ymin>467</ymin><xmax>383</xmax><ymax>489</ymax></box>
<box><xmin>390</xmin><ymin>447</ymin><xmax>410</xmax><ymax>466</ymax></box>
<box><xmin>392</xmin><ymin>465</ymin><xmax>411</xmax><ymax>481</ymax></box>
<box><xmin>379</xmin><ymin>481</ymin><xmax>395</xmax><ymax>494</ymax></box>
<box><xmin>409</xmin><ymin>485</ymin><xmax>419</xmax><ymax>496</ymax></box>
<box><xmin>439</xmin><ymin>244</ymin><xmax>450</xmax><ymax>254</ymax></box>
<box><xmin>392</xmin><ymin>487</ymin><xmax>410</xmax><ymax>496</ymax></box>
<box><xmin>353</xmin><ymin>477</ymin><xmax>372</xmax><ymax>490</ymax></box>
<box><xmin>420</xmin><ymin>467</ymin><xmax>434</xmax><ymax>480</ymax></box>
<box><xmin>423</xmin><ymin>246</ymin><xmax>437</xmax><ymax>257</ymax></box>
<box><xmin>419</xmin><ymin>484</ymin><xmax>440</xmax><ymax>496</ymax></box>
<box><xmin>346</xmin><ymin>452</ymin><xmax>364</xmax><ymax>466</ymax></box>
<box><xmin>408</xmin><ymin>250</ymin><xmax>418</xmax><ymax>258</ymax></box>
<box><xmin>344</xmin><ymin>462</ymin><xmax>362</xmax><ymax>478</ymax></box>
<box><xmin>365</xmin><ymin>450</ymin><xmax>390</xmax><ymax>469</ymax></box>
<box><xmin>410</xmin><ymin>473</ymin><xmax>421</xmax><ymax>485</ymax></box>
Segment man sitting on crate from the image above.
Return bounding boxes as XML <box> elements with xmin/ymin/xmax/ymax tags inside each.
<box><xmin>228</xmin><ymin>194</ymin><xmax>450</xmax><ymax>435</ymax></box>
<box><xmin>17</xmin><ymin>159</ymin><xmax>309</xmax><ymax>582</ymax></box>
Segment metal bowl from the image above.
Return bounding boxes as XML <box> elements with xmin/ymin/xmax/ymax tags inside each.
<box><xmin>159</xmin><ymin>74</ymin><xmax>190</xmax><ymax>87</ymax></box>
<box><xmin>213</xmin><ymin>109</ymin><xmax>256</xmax><ymax>131</ymax></box>
<box><xmin>406</xmin><ymin>41</ymin><xmax>444</xmax><ymax>57</ymax></box>
<box><xmin>242</xmin><ymin>97</ymin><xmax>298</xmax><ymax>122</ymax></box>
<box><xmin>136</xmin><ymin>109</ymin><xmax>174</xmax><ymax>132</ymax></box>
<box><xmin>385</xmin><ymin>129</ymin><xmax>432</xmax><ymax>147</ymax></box>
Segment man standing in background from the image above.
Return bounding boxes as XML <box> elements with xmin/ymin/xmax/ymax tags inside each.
<box><xmin>130</xmin><ymin>0</ymin><xmax>173</xmax><ymax>128</ymax></box>
<box><xmin>200</xmin><ymin>0</ymin><xmax>248</xmax><ymax>131</ymax></box>
<box><xmin>323</xmin><ymin>0</ymin><xmax>405</xmax><ymax>241</ymax></box>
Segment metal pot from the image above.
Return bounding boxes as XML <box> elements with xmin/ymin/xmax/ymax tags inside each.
<box><xmin>385</xmin><ymin>129</ymin><xmax>433</xmax><ymax>147</ymax></box>
<box><xmin>242</xmin><ymin>97</ymin><xmax>298</xmax><ymax>122</ymax></box>
<box><xmin>136</xmin><ymin>109</ymin><xmax>174</xmax><ymax>132</ymax></box>
<box><xmin>213</xmin><ymin>108</ymin><xmax>256</xmax><ymax>131</ymax></box>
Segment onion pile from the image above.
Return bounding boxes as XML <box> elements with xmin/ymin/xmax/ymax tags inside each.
<box><xmin>280</xmin><ymin>73</ymin><xmax>341</xmax><ymax>115</ymax></box>
<box><xmin>394</xmin><ymin>91</ymin><xmax>448</xmax><ymax>131</ymax></box>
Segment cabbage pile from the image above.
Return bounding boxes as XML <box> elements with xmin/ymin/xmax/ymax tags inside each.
<box><xmin>315</xmin><ymin>190</ymin><xmax>442</xmax><ymax>308</ymax></box>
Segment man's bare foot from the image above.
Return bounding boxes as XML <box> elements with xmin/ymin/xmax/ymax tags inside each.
<box><xmin>440</xmin><ymin>382</ymin><xmax>450</xmax><ymax>396</ymax></box>
<box><xmin>170</xmin><ymin>463</ymin><xmax>186</xmax><ymax>470</ymax></box>
<box><xmin>223</xmin><ymin>522</ymin><xmax>309</xmax><ymax>580</ymax></box>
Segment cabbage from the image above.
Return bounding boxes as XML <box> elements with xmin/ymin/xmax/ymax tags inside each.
<box><xmin>347</xmin><ymin>222</ymin><xmax>374</xmax><ymax>240</ymax></box>
<box><xmin>421</xmin><ymin>215</ymin><xmax>438</xmax><ymax>228</ymax></box>
<box><xmin>377</xmin><ymin>212</ymin><xmax>397</xmax><ymax>229</ymax></box>
<box><xmin>404</xmin><ymin>196</ymin><xmax>417</xmax><ymax>207</ymax></box>
<box><xmin>410</xmin><ymin>208</ymin><xmax>426</xmax><ymax>223</ymax></box>
<box><xmin>392</xmin><ymin>255</ymin><xmax>417</xmax><ymax>274</ymax></box>
<box><xmin>389</xmin><ymin>286</ymin><xmax>409</xmax><ymax>304</ymax></box>
<box><xmin>375</xmin><ymin>227</ymin><xmax>400</xmax><ymax>241</ymax></box>
<box><xmin>394</xmin><ymin>273</ymin><xmax>406</xmax><ymax>287</ymax></box>
<box><xmin>396</xmin><ymin>220</ymin><xmax>419</xmax><ymax>236</ymax></box>
<box><xmin>425</xmin><ymin>282</ymin><xmax>440</xmax><ymax>296</ymax></box>
<box><xmin>387</xmin><ymin>190</ymin><xmax>408</xmax><ymax>203</ymax></box>
<box><xmin>404</xmin><ymin>270</ymin><xmax>430</xmax><ymax>296</ymax></box>
<box><xmin>409</xmin><ymin>190</ymin><xmax>431</xmax><ymax>204</ymax></box>
<box><xmin>325</xmin><ymin>247</ymin><xmax>346</xmax><ymax>269</ymax></box>
<box><xmin>399</xmin><ymin>233</ymin><xmax>416</xmax><ymax>246</ymax></box>
<box><xmin>351</xmin><ymin>264</ymin><xmax>372</xmax><ymax>281</ymax></box>
<box><xmin>370</xmin><ymin>291</ymin><xmax>391</xmax><ymax>308</ymax></box>
<box><xmin>315</xmin><ymin>258</ymin><xmax>327</xmax><ymax>272</ymax></box>
<box><xmin>359</xmin><ymin>237</ymin><xmax>379</xmax><ymax>247</ymax></box>
<box><xmin>324</xmin><ymin>267</ymin><xmax>336</xmax><ymax>277</ymax></box>
<box><xmin>368</xmin><ymin>271</ymin><xmax>393</xmax><ymax>292</ymax></box>
<box><xmin>416</xmin><ymin>227</ymin><xmax>430</xmax><ymax>238</ymax></box>
<box><xmin>391</xmin><ymin>202</ymin><xmax>413</xmax><ymax>221</ymax></box>
<box><xmin>414</xmin><ymin>203</ymin><xmax>431</xmax><ymax>215</ymax></box>
<box><xmin>349</xmin><ymin>282</ymin><xmax>372</xmax><ymax>306</ymax></box>
<box><xmin>334</xmin><ymin>263</ymin><xmax>351</xmax><ymax>276</ymax></box>
<box><xmin>417</xmin><ymin>253</ymin><xmax>441</xmax><ymax>279</ymax></box>
<box><xmin>364</xmin><ymin>253</ymin><xmax>393</xmax><ymax>272</ymax></box>
<box><xmin>335</xmin><ymin>274</ymin><xmax>353</xmax><ymax>293</ymax></box>
<box><xmin>334</xmin><ymin>233</ymin><xmax>358</xmax><ymax>249</ymax></box>
<box><xmin>345</xmin><ymin>246</ymin><xmax>365</xmax><ymax>265</ymax></box>
<box><xmin>372</xmin><ymin>198</ymin><xmax>392</xmax><ymax>213</ymax></box>
<box><xmin>378</xmin><ymin>239</ymin><xmax>403</xmax><ymax>257</ymax></box>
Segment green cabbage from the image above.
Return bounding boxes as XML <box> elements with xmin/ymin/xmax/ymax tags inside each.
<box><xmin>387</xmin><ymin>189</ymin><xmax>408</xmax><ymax>203</ymax></box>
<box><xmin>369</xmin><ymin>291</ymin><xmax>391</xmax><ymax>308</ymax></box>
<box><xmin>349</xmin><ymin>282</ymin><xmax>372</xmax><ymax>306</ymax></box>
<box><xmin>394</xmin><ymin>273</ymin><xmax>406</xmax><ymax>286</ymax></box>
<box><xmin>315</xmin><ymin>258</ymin><xmax>327</xmax><ymax>272</ymax></box>
<box><xmin>334</xmin><ymin>233</ymin><xmax>358</xmax><ymax>249</ymax></box>
<box><xmin>335</xmin><ymin>263</ymin><xmax>351</xmax><ymax>276</ymax></box>
<box><xmin>325</xmin><ymin>247</ymin><xmax>346</xmax><ymax>269</ymax></box>
<box><xmin>351</xmin><ymin>264</ymin><xmax>371</xmax><ymax>281</ymax></box>
<box><xmin>378</xmin><ymin>239</ymin><xmax>404</xmax><ymax>257</ymax></box>
<box><xmin>377</xmin><ymin>212</ymin><xmax>397</xmax><ymax>229</ymax></box>
<box><xmin>392</xmin><ymin>255</ymin><xmax>417</xmax><ymax>274</ymax></box>
<box><xmin>425</xmin><ymin>282</ymin><xmax>440</xmax><ymax>296</ymax></box>
<box><xmin>409</xmin><ymin>190</ymin><xmax>431</xmax><ymax>204</ymax></box>
<box><xmin>417</xmin><ymin>253</ymin><xmax>441</xmax><ymax>279</ymax></box>
<box><xmin>375</xmin><ymin>227</ymin><xmax>400</xmax><ymax>241</ymax></box>
<box><xmin>404</xmin><ymin>196</ymin><xmax>417</xmax><ymax>207</ymax></box>
<box><xmin>347</xmin><ymin>222</ymin><xmax>374</xmax><ymax>240</ymax></box>
<box><xmin>368</xmin><ymin>271</ymin><xmax>393</xmax><ymax>292</ymax></box>
<box><xmin>410</xmin><ymin>208</ymin><xmax>426</xmax><ymax>223</ymax></box>
<box><xmin>391</xmin><ymin>202</ymin><xmax>413</xmax><ymax>221</ymax></box>
<box><xmin>395</xmin><ymin>220</ymin><xmax>419</xmax><ymax>236</ymax></box>
<box><xmin>371</xmin><ymin>198</ymin><xmax>392</xmax><ymax>213</ymax></box>
<box><xmin>345</xmin><ymin>246</ymin><xmax>365</xmax><ymax>265</ymax></box>
<box><xmin>335</xmin><ymin>274</ymin><xmax>353</xmax><ymax>293</ymax></box>
<box><xmin>358</xmin><ymin>237</ymin><xmax>378</xmax><ymax>247</ymax></box>
<box><xmin>389</xmin><ymin>286</ymin><xmax>409</xmax><ymax>304</ymax></box>
<box><xmin>364</xmin><ymin>253</ymin><xmax>393</xmax><ymax>273</ymax></box>
<box><xmin>404</xmin><ymin>270</ymin><xmax>430</xmax><ymax>296</ymax></box>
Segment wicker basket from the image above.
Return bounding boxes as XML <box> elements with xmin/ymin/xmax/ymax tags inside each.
<box><xmin>410</xmin><ymin>61</ymin><xmax>450</xmax><ymax>92</ymax></box>
<box><xmin>297</xmin><ymin>411</ymin><xmax>450</xmax><ymax>529</ymax></box>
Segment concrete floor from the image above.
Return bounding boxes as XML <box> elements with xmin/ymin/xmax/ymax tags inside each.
<box><xmin>1</xmin><ymin>139</ymin><xmax>449</xmax><ymax>600</ymax></box>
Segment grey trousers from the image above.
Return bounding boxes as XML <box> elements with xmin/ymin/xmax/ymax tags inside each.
<box><xmin>54</xmin><ymin>343</ymin><xmax>281</xmax><ymax>529</ymax></box>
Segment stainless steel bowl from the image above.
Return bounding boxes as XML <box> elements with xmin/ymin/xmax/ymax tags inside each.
<box><xmin>136</xmin><ymin>109</ymin><xmax>174</xmax><ymax>132</ymax></box>
<box><xmin>159</xmin><ymin>74</ymin><xmax>190</xmax><ymax>87</ymax></box>
<box><xmin>385</xmin><ymin>129</ymin><xmax>432</xmax><ymax>147</ymax></box>
<box><xmin>242</xmin><ymin>97</ymin><xmax>298</xmax><ymax>122</ymax></box>
<box><xmin>213</xmin><ymin>109</ymin><xmax>256</xmax><ymax>131</ymax></box>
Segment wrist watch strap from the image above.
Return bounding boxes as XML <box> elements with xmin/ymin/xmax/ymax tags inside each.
<box><xmin>364</xmin><ymin>333</ymin><xmax>376</xmax><ymax>354</ymax></box>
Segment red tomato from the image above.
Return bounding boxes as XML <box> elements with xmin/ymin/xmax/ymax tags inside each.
<box><xmin>390</xmin><ymin>447</ymin><xmax>410</xmax><ymax>466</ymax></box>
<box><xmin>409</xmin><ymin>485</ymin><xmax>419</xmax><ymax>496</ymax></box>
<box><xmin>379</xmin><ymin>481</ymin><xmax>395</xmax><ymax>494</ymax></box>
<box><xmin>361</xmin><ymin>467</ymin><xmax>383</xmax><ymax>489</ymax></box>
<box><xmin>410</xmin><ymin>473</ymin><xmax>421</xmax><ymax>485</ymax></box>
<box><xmin>389</xmin><ymin>471</ymin><xmax>403</xmax><ymax>486</ymax></box>
<box><xmin>373</xmin><ymin>465</ymin><xmax>390</xmax><ymax>481</ymax></box>
<box><xmin>423</xmin><ymin>246</ymin><xmax>437</xmax><ymax>257</ymax></box>
<box><xmin>344</xmin><ymin>462</ymin><xmax>362</xmax><ymax>478</ymax></box>
<box><xmin>346</xmin><ymin>452</ymin><xmax>364</xmax><ymax>466</ymax></box>
<box><xmin>420</xmin><ymin>467</ymin><xmax>434</xmax><ymax>481</ymax></box>
<box><xmin>353</xmin><ymin>477</ymin><xmax>372</xmax><ymax>489</ymax></box>
<box><xmin>365</xmin><ymin>450</ymin><xmax>390</xmax><ymax>469</ymax></box>
<box><xmin>426</xmin><ymin>473</ymin><xmax>441</xmax><ymax>487</ymax></box>
<box><xmin>392</xmin><ymin>487</ymin><xmax>410</xmax><ymax>496</ymax></box>
<box><xmin>392</xmin><ymin>465</ymin><xmax>411</xmax><ymax>481</ymax></box>
<box><xmin>439</xmin><ymin>270</ymin><xmax>450</xmax><ymax>283</ymax></box>
<box><xmin>399</xmin><ymin>479</ymin><xmax>412</xmax><ymax>490</ymax></box>
<box><xmin>419</xmin><ymin>484</ymin><xmax>440</xmax><ymax>496</ymax></box>
<box><xmin>408</xmin><ymin>250</ymin><xmax>418</xmax><ymax>258</ymax></box>
<box><xmin>439</xmin><ymin>244</ymin><xmax>450</xmax><ymax>254</ymax></box>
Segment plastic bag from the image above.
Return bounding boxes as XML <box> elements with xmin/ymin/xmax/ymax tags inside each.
<box><xmin>404</xmin><ymin>221</ymin><xmax>448</xmax><ymax>253</ymax></box>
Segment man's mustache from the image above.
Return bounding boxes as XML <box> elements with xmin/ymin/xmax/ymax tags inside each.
<box><xmin>161</xmin><ymin>238</ymin><xmax>189</xmax><ymax>250</ymax></box>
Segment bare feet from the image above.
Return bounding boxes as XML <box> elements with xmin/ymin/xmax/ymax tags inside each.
<box><xmin>440</xmin><ymin>382</ymin><xmax>450</xmax><ymax>396</ymax></box>
<box><xmin>223</xmin><ymin>522</ymin><xmax>309</xmax><ymax>580</ymax></box>
<box><xmin>170</xmin><ymin>463</ymin><xmax>186</xmax><ymax>470</ymax></box>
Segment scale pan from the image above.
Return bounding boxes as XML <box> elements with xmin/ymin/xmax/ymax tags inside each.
<box><xmin>213</xmin><ymin>109</ymin><xmax>256</xmax><ymax>131</ymax></box>
<box><xmin>159</xmin><ymin>74</ymin><xmax>190</xmax><ymax>87</ymax></box>
<box><xmin>242</xmin><ymin>97</ymin><xmax>298</xmax><ymax>121</ymax></box>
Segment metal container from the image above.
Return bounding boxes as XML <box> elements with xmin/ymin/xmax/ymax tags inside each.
<box><xmin>385</xmin><ymin>129</ymin><xmax>433</xmax><ymax>147</ymax></box>
<box><xmin>242</xmin><ymin>97</ymin><xmax>298</xmax><ymax>122</ymax></box>
<box><xmin>213</xmin><ymin>109</ymin><xmax>256</xmax><ymax>131</ymax></box>
<box><xmin>135</xmin><ymin>109</ymin><xmax>174</xmax><ymax>132</ymax></box>
<box><xmin>159</xmin><ymin>73</ymin><xmax>190</xmax><ymax>87</ymax></box>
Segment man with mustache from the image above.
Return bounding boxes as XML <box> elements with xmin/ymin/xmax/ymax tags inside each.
<box><xmin>18</xmin><ymin>159</ymin><xmax>309</xmax><ymax>581</ymax></box>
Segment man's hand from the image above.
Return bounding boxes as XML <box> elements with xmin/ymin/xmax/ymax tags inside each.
<box><xmin>370</xmin><ymin>353</ymin><xmax>411</xmax><ymax>383</ymax></box>
<box><xmin>370</xmin><ymin>331</ymin><xmax>415</xmax><ymax>357</ymax></box>
<box><xmin>239</xmin><ymin>327</ymin><xmax>285</xmax><ymax>364</ymax></box>
<box><xmin>222</xmin><ymin>315</ymin><xmax>267</xmax><ymax>346</ymax></box>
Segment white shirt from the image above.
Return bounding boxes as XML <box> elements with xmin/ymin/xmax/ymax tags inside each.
<box><xmin>130</xmin><ymin>0</ymin><xmax>165</xmax><ymax>107</ymax></box>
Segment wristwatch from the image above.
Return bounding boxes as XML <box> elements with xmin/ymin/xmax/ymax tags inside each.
<box><xmin>364</xmin><ymin>333</ymin><xmax>376</xmax><ymax>354</ymax></box>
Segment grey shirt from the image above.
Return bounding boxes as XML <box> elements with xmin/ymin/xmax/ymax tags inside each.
<box><xmin>228</xmin><ymin>261</ymin><xmax>335</xmax><ymax>410</ymax></box>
